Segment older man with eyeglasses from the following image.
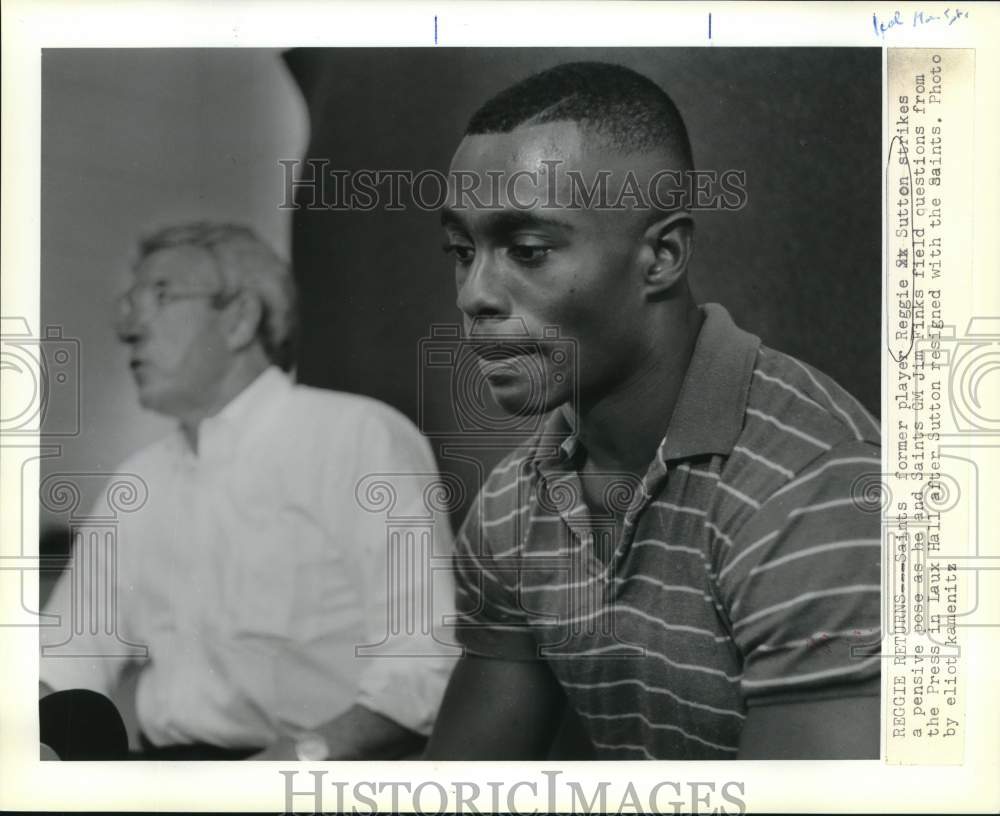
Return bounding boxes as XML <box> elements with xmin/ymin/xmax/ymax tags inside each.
<box><xmin>39</xmin><ymin>222</ymin><xmax>458</xmax><ymax>761</ymax></box>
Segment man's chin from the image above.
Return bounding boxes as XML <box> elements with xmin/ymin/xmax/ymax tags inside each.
<box><xmin>134</xmin><ymin>385</ymin><xmax>168</xmax><ymax>414</ymax></box>
<box><xmin>484</xmin><ymin>377</ymin><xmax>559</xmax><ymax>418</ymax></box>
<box><xmin>475</xmin><ymin>352</ymin><xmax>572</xmax><ymax>416</ymax></box>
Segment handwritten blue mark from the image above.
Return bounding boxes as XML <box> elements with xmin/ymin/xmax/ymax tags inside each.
<box><xmin>434</xmin><ymin>15</ymin><xmax>438</xmax><ymax>45</ymax></box>
<box><xmin>873</xmin><ymin>10</ymin><xmax>903</xmax><ymax>36</ymax></box>
<box><xmin>942</xmin><ymin>7</ymin><xmax>968</xmax><ymax>25</ymax></box>
<box><xmin>874</xmin><ymin>7</ymin><xmax>970</xmax><ymax>37</ymax></box>
<box><xmin>708</xmin><ymin>12</ymin><xmax>712</xmax><ymax>39</ymax></box>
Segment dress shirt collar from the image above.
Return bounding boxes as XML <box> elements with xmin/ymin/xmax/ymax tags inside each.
<box><xmin>170</xmin><ymin>366</ymin><xmax>292</xmax><ymax>463</ymax></box>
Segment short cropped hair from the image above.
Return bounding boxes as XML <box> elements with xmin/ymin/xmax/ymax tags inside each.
<box><xmin>465</xmin><ymin>61</ymin><xmax>694</xmax><ymax>170</ymax></box>
<box><xmin>138</xmin><ymin>221</ymin><xmax>297</xmax><ymax>370</ymax></box>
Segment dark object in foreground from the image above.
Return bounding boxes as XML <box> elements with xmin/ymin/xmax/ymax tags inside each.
<box><xmin>40</xmin><ymin>689</ymin><xmax>129</xmax><ymax>760</ymax></box>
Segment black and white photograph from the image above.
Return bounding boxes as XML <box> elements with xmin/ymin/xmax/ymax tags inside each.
<box><xmin>4</xmin><ymin>2</ymin><xmax>1000</xmax><ymax>813</ymax></box>
<box><xmin>31</xmin><ymin>45</ymin><xmax>885</xmax><ymax>765</ymax></box>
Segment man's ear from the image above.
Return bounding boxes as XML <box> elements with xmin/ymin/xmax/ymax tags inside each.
<box><xmin>222</xmin><ymin>291</ymin><xmax>263</xmax><ymax>353</ymax></box>
<box><xmin>641</xmin><ymin>211</ymin><xmax>694</xmax><ymax>298</ymax></box>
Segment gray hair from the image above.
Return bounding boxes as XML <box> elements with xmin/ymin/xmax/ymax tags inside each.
<box><xmin>138</xmin><ymin>221</ymin><xmax>297</xmax><ymax>370</ymax></box>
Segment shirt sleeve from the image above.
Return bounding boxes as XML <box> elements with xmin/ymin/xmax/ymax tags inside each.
<box><xmin>450</xmin><ymin>459</ymin><xmax>540</xmax><ymax>661</ymax></box>
<box><xmin>348</xmin><ymin>405</ymin><xmax>461</xmax><ymax>736</ymax></box>
<box><xmin>717</xmin><ymin>439</ymin><xmax>882</xmax><ymax>706</ymax></box>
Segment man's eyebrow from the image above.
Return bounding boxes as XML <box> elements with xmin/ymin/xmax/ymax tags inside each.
<box><xmin>440</xmin><ymin>207</ymin><xmax>575</xmax><ymax>233</ymax></box>
<box><xmin>440</xmin><ymin>207</ymin><xmax>466</xmax><ymax>229</ymax></box>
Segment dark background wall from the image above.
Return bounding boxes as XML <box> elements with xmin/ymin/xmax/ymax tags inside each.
<box><xmin>285</xmin><ymin>47</ymin><xmax>882</xmax><ymax>525</ymax></box>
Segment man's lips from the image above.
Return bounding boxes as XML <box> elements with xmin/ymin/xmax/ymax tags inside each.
<box><xmin>473</xmin><ymin>346</ymin><xmax>543</xmax><ymax>384</ymax></box>
<box><xmin>478</xmin><ymin>359</ymin><xmax>530</xmax><ymax>384</ymax></box>
<box><xmin>468</xmin><ymin>341</ymin><xmax>538</xmax><ymax>361</ymax></box>
<box><xmin>129</xmin><ymin>360</ymin><xmax>151</xmax><ymax>380</ymax></box>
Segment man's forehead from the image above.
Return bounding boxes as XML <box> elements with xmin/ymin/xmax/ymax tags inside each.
<box><xmin>449</xmin><ymin>121</ymin><xmax>590</xmax><ymax>174</ymax></box>
<box><xmin>134</xmin><ymin>244</ymin><xmax>216</xmax><ymax>286</ymax></box>
<box><xmin>446</xmin><ymin>120</ymin><xmax>672</xmax><ymax>217</ymax></box>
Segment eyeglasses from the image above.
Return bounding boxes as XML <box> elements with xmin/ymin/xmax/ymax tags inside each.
<box><xmin>115</xmin><ymin>281</ymin><xmax>229</xmax><ymax>328</ymax></box>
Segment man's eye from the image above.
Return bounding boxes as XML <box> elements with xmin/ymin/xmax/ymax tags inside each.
<box><xmin>442</xmin><ymin>243</ymin><xmax>475</xmax><ymax>263</ymax></box>
<box><xmin>151</xmin><ymin>281</ymin><xmax>170</xmax><ymax>305</ymax></box>
<box><xmin>509</xmin><ymin>244</ymin><xmax>551</xmax><ymax>264</ymax></box>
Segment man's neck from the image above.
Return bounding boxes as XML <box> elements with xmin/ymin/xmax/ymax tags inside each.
<box><xmin>574</xmin><ymin>302</ymin><xmax>704</xmax><ymax>478</ymax></box>
<box><xmin>179</xmin><ymin>352</ymin><xmax>271</xmax><ymax>452</ymax></box>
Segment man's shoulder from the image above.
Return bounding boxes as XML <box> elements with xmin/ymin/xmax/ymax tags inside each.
<box><xmin>713</xmin><ymin>351</ymin><xmax>882</xmax><ymax>605</ymax></box>
<box><xmin>87</xmin><ymin>434</ymin><xmax>182</xmax><ymax>522</ymax></box>
<box><xmin>113</xmin><ymin>431</ymin><xmax>181</xmax><ymax>474</ymax></box>
<box><xmin>705</xmin><ymin>344</ymin><xmax>881</xmax><ymax>540</ymax></box>
<box><xmin>281</xmin><ymin>383</ymin><xmax>435</xmax><ymax>468</ymax></box>
<box><xmin>737</xmin><ymin>345</ymin><xmax>880</xmax><ymax>473</ymax></box>
<box><xmin>285</xmin><ymin>381</ymin><xmax>387</xmax><ymax>414</ymax></box>
<box><xmin>283</xmin><ymin>383</ymin><xmax>420</xmax><ymax>434</ymax></box>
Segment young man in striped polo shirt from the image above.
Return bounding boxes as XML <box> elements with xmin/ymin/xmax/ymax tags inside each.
<box><xmin>426</xmin><ymin>62</ymin><xmax>882</xmax><ymax>760</ymax></box>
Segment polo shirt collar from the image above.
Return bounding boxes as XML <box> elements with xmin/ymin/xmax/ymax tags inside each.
<box><xmin>661</xmin><ymin>302</ymin><xmax>760</xmax><ymax>461</ymax></box>
<box><xmin>532</xmin><ymin>302</ymin><xmax>760</xmax><ymax>468</ymax></box>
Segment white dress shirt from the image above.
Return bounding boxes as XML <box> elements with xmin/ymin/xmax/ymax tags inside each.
<box><xmin>40</xmin><ymin>368</ymin><xmax>459</xmax><ymax>748</ymax></box>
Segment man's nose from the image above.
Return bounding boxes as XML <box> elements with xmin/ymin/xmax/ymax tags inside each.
<box><xmin>455</xmin><ymin>255</ymin><xmax>509</xmax><ymax>321</ymax></box>
<box><xmin>114</xmin><ymin>308</ymin><xmax>146</xmax><ymax>345</ymax></box>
